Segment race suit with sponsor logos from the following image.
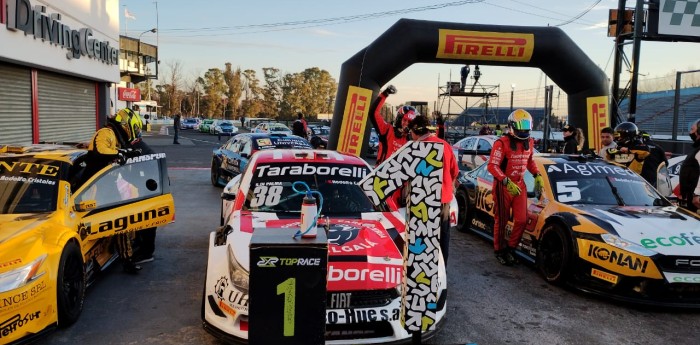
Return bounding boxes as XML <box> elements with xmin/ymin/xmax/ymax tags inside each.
<box><xmin>487</xmin><ymin>135</ymin><xmax>539</xmax><ymax>251</ymax></box>
<box><xmin>370</xmin><ymin>93</ymin><xmax>407</xmax><ymax>167</ymax></box>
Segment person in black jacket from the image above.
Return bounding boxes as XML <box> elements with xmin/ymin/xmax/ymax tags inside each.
<box><xmin>680</xmin><ymin>119</ymin><xmax>700</xmax><ymax>211</ymax></box>
<box><xmin>561</xmin><ymin>124</ymin><xmax>578</xmax><ymax>154</ymax></box>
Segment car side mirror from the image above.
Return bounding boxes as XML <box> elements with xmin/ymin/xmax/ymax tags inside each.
<box><xmin>74</xmin><ymin>199</ymin><xmax>96</xmax><ymax>212</ymax></box>
<box><xmin>221</xmin><ymin>191</ymin><xmax>236</xmax><ymax>201</ymax></box>
<box><xmin>144</xmin><ymin>114</ymin><xmax>150</xmax><ymax>120</ymax></box>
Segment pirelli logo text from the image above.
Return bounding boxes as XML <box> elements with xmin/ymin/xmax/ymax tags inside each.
<box><xmin>437</xmin><ymin>30</ymin><xmax>534</xmax><ymax>62</ymax></box>
<box><xmin>337</xmin><ymin>86</ymin><xmax>371</xmax><ymax>157</ymax></box>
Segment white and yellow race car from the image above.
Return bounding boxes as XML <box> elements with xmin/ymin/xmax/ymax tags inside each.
<box><xmin>0</xmin><ymin>144</ymin><xmax>175</xmax><ymax>344</ymax></box>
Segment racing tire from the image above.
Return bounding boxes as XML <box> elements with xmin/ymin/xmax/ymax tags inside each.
<box><xmin>211</xmin><ymin>159</ymin><xmax>221</xmax><ymax>187</ymax></box>
<box><xmin>537</xmin><ymin>224</ymin><xmax>572</xmax><ymax>285</ymax></box>
<box><xmin>57</xmin><ymin>241</ymin><xmax>86</xmax><ymax>327</ymax></box>
<box><xmin>455</xmin><ymin>188</ymin><xmax>471</xmax><ymax>233</ymax></box>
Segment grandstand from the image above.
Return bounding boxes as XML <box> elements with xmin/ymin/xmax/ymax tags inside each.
<box><xmin>447</xmin><ymin>107</ymin><xmax>557</xmax><ymax>130</ymax></box>
<box><xmin>618</xmin><ymin>86</ymin><xmax>700</xmax><ymax>136</ymax></box>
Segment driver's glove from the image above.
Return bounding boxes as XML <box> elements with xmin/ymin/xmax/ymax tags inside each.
<box><xmin>534</xmin><ymin>174</ymin><xmax>544</xmax><ymax>194</ymax></box>
<box><xmin>504</xmin><ymin>178</ymin><xmax>521</xmax><ymax>196</ymax></box>
<box><xmin>382</xmin><ymin>85</ymin><xmax>397</xmax><ymax>96</ymax></box>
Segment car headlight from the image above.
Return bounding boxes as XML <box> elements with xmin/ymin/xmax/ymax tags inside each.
<box><xmin>0</xmin><ymin>254</ymin><xmax>47</xmax><ymax>293</ymax></box>
<box><xmin>601</xmin><ymin>234</ymin><xmax>657</xmax><ymax>257</ymax></box>
<box><xmin>227</xmin><ymin>244</ymin><xmax>249</xmax><ymax>294</ymax></box>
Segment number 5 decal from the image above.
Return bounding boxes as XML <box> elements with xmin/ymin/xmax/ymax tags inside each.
<box><xmin>556</xmin><ymin>181</ymin><xmax>581</xmax><ymax>202</ymax></box>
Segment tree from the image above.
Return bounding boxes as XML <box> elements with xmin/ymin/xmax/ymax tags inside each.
<box><xmin>161</xmin><ymin>60</ymin><xmax>184</xmax><ymax>116</ymax></box>
<box><xmin>261</xmin><ymin>67</ymin><xmax>281</xmax><ymax>118</ymax></box>
<box><xmin>279</xmin><ymin>67</ymin><xmax>337</xmax><ymax>119</ymax></box>
<box><xmin>241</xmin><ymin>69</ymin><xmax>263</xmax><ymax>118</ymax></box>
<box><xmin>202</xmin><ymin>68</ymin><xmax>227</xmax><ymax>118</ymax></box>
<box><xmin>223</xmin><ymin>63</ymin><xmax>243</xmax><ymax>119</ymax></box>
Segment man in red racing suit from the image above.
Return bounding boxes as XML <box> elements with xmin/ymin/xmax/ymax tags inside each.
<box><xmin>487</xmin><ymin>109</ymin><xmax>543</xmax><ymax>266</ymax></box>
<box><xmin>370</xmin><ymin>85</ymin><xmax>416</xmax><ymax>166</ymax></box>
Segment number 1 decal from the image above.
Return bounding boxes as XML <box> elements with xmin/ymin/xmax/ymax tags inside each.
<box><xmin>277</xmin><ymin>277</ymin><xmax>296</xmax><ymax>336</ymax></box>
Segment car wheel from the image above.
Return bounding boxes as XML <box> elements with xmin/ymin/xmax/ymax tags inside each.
<box><xmin>57</xmin><ymin>241</ymin><xmax>85</xmax><ymax>327</ymax></box>
<box><xmin>211</xmin><ymin>159</ymin><xmax>221</xmax><ymax>187</ymax></box>
<box><xmin>455</xmin><ymin>188</ymin><xmax>471</xmax><ymax>233</ymax></box>
<box><xmin>537</xmin><ymin>224</ymin><xmax>572</xmax><ymax>285</ymax></box>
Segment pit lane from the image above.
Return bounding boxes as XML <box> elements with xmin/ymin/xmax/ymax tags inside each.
<box><xmin>37</xmin><ymin>128</ymin><xmax>699</xmax><ymax>345</ymax></box>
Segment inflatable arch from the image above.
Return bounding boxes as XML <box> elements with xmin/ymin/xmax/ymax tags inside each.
<box><xmin>328</xmin><ymin>19</ymin><xmax>609</xmax><ymax>153</ymax></box>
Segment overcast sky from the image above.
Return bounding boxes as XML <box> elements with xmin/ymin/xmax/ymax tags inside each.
<box><xmin>121</xmin><ymin>0</ymin><xmax>698</xmax><ymax>112</ymax></box>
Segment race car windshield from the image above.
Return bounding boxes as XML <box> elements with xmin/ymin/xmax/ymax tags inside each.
<box><xmin>0</xmin><ymin>158</ymin><xmax>59</xmax><ymax>214</ymax></box>
<box><xmin>546</xmin><ymin>162</ymin><xmax>667</xmax><ymax>206</ymax></box>
<box><xmin>243</xmin><ymin>163</ymin><xmax>384</xmax><ymax>214</ymax></box>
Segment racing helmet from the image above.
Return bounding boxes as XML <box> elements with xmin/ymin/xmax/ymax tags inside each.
<box><xmin>507</xmin><ymin>109</ymin><xmax>533</xmax><ymax>140</ymax></box>
<box><xmin>394</xmin><ymin>105</ymin><xmax>418</xmax><ymax>129</ymax></box>
<box><xmin>614</xmin><ymin>122</ymin><xmax>638</xmax><ymax>146</ymax></box>
<box><xmin>112</xmin><ymin>109</ymin><xmax>133</xmax><ymax>137</ymax></box>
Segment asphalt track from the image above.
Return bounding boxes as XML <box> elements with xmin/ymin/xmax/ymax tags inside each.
<box><xmin>37</xmin><ymin>128</ymin><xmax>700</xmax><ymax>345</ymax></box>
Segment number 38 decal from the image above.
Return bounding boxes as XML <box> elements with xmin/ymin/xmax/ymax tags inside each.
<box><xmin>556</xmin><ymin>181</ymin><xmax>581</xmax><ymax>202</ymax></box>
<box><xmin>250</xmin><ymin>185</ymin><xmax>283</xmax><ymax>207</ymax></box>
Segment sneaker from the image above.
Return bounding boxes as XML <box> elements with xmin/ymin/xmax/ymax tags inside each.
<box><xmin>495</xmin><ymin>250</ymin><xmax>512</xmax><ymax>266</ymax></box>
<box><xmin>134</xmin><ymin>255</ymin><xmax>154</xmax><ymax>265</ymax></box>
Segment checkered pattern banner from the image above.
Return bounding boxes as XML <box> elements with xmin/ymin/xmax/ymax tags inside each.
<box><xmin>659</xmin><ymin>0</ymin><xmax>700</xmax><ymax>36</ymax></box>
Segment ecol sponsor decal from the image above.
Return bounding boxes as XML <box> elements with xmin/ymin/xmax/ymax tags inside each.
<box><xmin>328</xmin><ymin>266</ymin><xmax>402</xmax><ymax>284</ymax></box>
<box><xmin>640</xmin><ymin>232</ymin><xmax>700</xmax><ymax>249</ymax></box>
<box><xmin>591</xmin><ymin>268</ymin><xmax>619</xmax><ymax>284</ymax></box>
<box><xmin>664</xmin><ymin>272</ymin><xmax>700</xmax><ymax>284</ymax></box>
<box><xmin>255</xmin><ymin>163</ymin><xmax>366</xmax><ymax>179</ymax></box>
<box><xmin>337</xmin><ymin>86</ymin><xmax>371</xmax><ymax>157</ymax></box>
<box><xmin>436</xmin><ymin>29</ymin><xmax>534</xmax><ymax>62</ymax></box>
<box><xmin>5</xmin><ymin>0</ymin><xmax>119</xmax><ymax>65</ymax></box>
<box><xmin>118</xmin><ymin>87</ymin><xmax>141</xmax><ymax>102</ymax></box>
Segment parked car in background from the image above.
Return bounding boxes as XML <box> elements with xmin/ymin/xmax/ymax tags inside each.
<box><xmin>452</xmin><ymin>135</ymin><xmax>500</xmax><ymax>171</ymax></box>
<box><xmin>199</xmin><ymin>119</ymin><xmax>215</xmax><ymax>133</ymax></box>
<box><xmin>181</xmin><ymin>118</ymin><xmax>200</xmax><ymax>130</ymax></box>
<box><xmin>252</xmin><ymin>122</ymin><xmax>292</xmax><ymax>134</ymax></box>
<box><xmin>308</xmin><ymin>125</ymin><xmax>330</xmax><ymax>149</ymax></box>
<box><xmin>211</xmin><ymin>120</ymin><xmax>238</xmax><ymax>136</ymax></box>
<box><xmin>210</xmin><ymin>133</ymin><xmax>312</xmax><ymax>187</ymax></box>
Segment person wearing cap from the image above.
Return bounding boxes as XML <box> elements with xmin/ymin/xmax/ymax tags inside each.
<box><xmin>407</xmin><ymin>114</ymin><xmax>459</xmax><ymax>263</ymax></box>
<box><xmin>562</xmin><ymin>124</ymin><xmax>579</xmax><ymax>154</ymax></box>
<box><xmin>487</xmin><ymin>109</ymin><xmax>543</xmax><ymax>266</ymax></box>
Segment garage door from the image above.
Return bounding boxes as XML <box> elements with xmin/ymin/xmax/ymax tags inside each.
<box><xmin>0</xmin><ymin>63</ymin><xmax>33</xmax><ymax>145</ymax></box>
<box><xmin>37</xmin><ymin>71</ymin><xmax>96</xmax><ymax>143</ymax></box>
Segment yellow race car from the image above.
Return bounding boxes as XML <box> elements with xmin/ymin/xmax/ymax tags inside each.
<box><xmin>0</xmin><ymin>144</ymin><xmax>175</xmax><ymax>343</ymax></box>
<box><xmin>456</xmin><ymin>153</ymin><xmax>700</xmax><ymax>307</ymax></box>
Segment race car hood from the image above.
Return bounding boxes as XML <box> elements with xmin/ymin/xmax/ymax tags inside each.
<box><xmin>576</xmin><ymin>205</ymin><xmax>700</xmax><ymax>256</ymax></box>
<box><xmin>260</xmin><ymin>217</ymin><xmax>404</xmax><ymax>291</ymax></box>
<box><xmin>0</xmin><ymin>213</ymin><xmax>49</xmax><ymax>245</ymax></box>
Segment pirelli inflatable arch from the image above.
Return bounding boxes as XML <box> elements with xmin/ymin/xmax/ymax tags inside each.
<box><xmin>328</xmin><ymin>19</ymin><xmax>610</xmax><ymax>154</ymax></box>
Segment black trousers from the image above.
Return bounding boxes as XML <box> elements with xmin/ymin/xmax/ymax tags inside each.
<box><xmin>130</xmin><ymin>140</ymin><xmax>157</xmax><ymax>257</ymax></box>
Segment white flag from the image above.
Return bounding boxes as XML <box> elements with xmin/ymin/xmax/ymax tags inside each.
<box><xmin>124</xmin><ymin>7</ymin><xmax>136</xmax><ymax>20</ymax></box>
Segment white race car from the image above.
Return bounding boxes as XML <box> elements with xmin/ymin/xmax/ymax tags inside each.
<box><xmin>202</xmin><ymin>149</ymin><xmax>447</xmax><ymax>344</ymax></box>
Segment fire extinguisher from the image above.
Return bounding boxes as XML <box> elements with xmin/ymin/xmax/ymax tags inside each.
<box><xmin>300</xmin><ymin>191</ymin><xmax>318</xmax><ymax>238</ymax></box>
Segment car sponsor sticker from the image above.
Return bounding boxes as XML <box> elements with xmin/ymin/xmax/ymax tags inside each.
<box><xmin>577</xmin><ymin>239</ymin><xmax>662</xmax><ymax>278</ymax></box>
<box><xmin>328</xmin><ymin>292</ymin><xmax>351</xmax><ymax>309</ymax></box>
<box><xmin>256</xmin><ymin>138</ymin><xmax>272</xmax><ymax>147</ymax></box>
<box><xmin>213</xmin><ymin>276</ymin><xmax>249</xmax><ymax>313</ymax></box>
<box><xmin>326</xmin><ymin>306</ymin><xmax>400</xmax><ymax>324</ymax></box>
<box><xmin>591</xmin><ymin>268</ymin><xmax>619</xmax><ymax>284</ymax></box>
<box><xmin>663</xmin><ymin>272</ymin><xmax>700</xmax><ymax>284</ymax></box>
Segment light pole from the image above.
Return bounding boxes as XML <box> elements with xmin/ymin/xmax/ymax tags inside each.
<box><xmin>510</xmin><ymin>84</ymin><xmax>515</xmax><ymax>114</ymax></box>
<box><xmin>138</xmin><ymin>28</ymin><xmax>157</xmax><ymax>75</ymax></box>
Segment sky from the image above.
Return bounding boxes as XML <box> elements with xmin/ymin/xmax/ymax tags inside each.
<box><xmin>120</xmin><ymin>0</ymin><xmax>699</xmax><ymax>115</ymax></box>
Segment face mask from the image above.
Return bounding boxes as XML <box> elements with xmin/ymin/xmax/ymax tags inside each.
<box><xmin>691</xmin><ymin>132</ymin><xmax>698</xmax><ymax>142</ymax></box>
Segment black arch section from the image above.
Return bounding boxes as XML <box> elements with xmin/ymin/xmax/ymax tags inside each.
<box><xmin>328</xmin><ymin>19</ymin><xmax>609</xmax><ymax>151</ymax></box>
